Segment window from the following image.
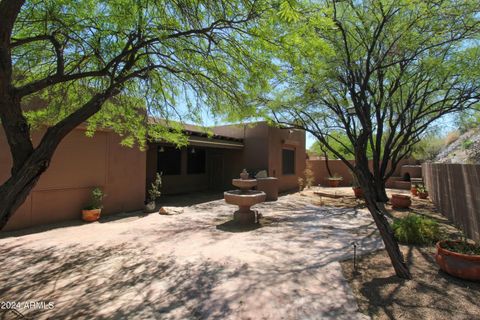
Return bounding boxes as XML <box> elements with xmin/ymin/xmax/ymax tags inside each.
<box><xmin>282</xmin><ymin>148</ymin><xmax>295</xmax><ymax>175</ymax></box>
<box><xmin>157</xmin><ymin>146</ymin><xmax>181</xmax><ymax>175</ymax></box>
<box><xmin>187</xmin><ymin>147</ymin><xmax>206</xmax><ymax>174</ymax></box>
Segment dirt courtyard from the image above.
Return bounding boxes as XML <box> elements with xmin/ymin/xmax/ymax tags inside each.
<box><xmin>0</xmin><ymin>190</ymin><xmax>381</xmax><ymax>319</ymax></box>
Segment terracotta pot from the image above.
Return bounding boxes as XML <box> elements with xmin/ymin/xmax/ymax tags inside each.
<box><xmin>411</xmin><ymin>187</ymin><xmax>418</xmax><ymax>196</ymax></box>
<box><xmin>352</xmin><ymin>187</ymin><xmax>364</xmax><ymax>199</ymax></box>
<box><xmin>390</xmin><ymin>194</ymin><xmax>411</xmax><ymax>209</ymax></box>
<box><xmin>418</xmin><ymin>191</ymin><xmax>428</xmax><ymax>199</ymax></box>
<box><xmin>327</xmin><ymin>178</ymin><xmax>342</xmax><ymax>187</ymax></box>
<box><xmin>82</xmin><ymin>209</ymin><xmax>101</xmax><ymax>222</ymax></box>
<box><xmin>435</xmin><ymin>240</ymin><xmax>480</xmax><ymax>281</ymax></box>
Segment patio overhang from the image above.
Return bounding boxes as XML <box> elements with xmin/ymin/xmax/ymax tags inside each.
<box><xmin>188</xmin><ymin>135</ymin><xmax>244</xmax><ymax>149</ymax></box>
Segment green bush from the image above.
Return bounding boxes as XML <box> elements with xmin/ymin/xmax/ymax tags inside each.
<box><xmin>392</xmin><ymin>214</ymin><xmax>440</xmax><ymax>245</ymax></box>
<box><xmin>462</xmin><ymin>139</ymin><xmax>474</xmax><ymax>150</ymax></box>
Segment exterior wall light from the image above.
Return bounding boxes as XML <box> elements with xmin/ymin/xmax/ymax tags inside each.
<box><xmin>346</xmin><ymin>107</ymin><xmax>356</xmax><ymax>116</ymax></box>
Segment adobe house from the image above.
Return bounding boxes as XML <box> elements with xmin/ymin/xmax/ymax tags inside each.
<box><xmin>147</xmin><ymin>121</ymin><xmax>306</xmax><ymax>194</ymax></box>
<box><xmin>0</xmin><ymin>121</ymin><xmax>305</xmax><ymax>231</ymax></box>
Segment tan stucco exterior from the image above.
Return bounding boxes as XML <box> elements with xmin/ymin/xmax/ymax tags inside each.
<box><xmin>147</xmin><ymin>122</ymin><xmax>306</xmax><ymax>195</ymax></box>
<box><xmin>1</xmin><ymin>127</ymin><xmax>146</xmax><ymax>231</ymax></box>
<box><xmin>2</xmin><ymin>121</ymin><xmax>306</xmax><ymax>231</ymax></box>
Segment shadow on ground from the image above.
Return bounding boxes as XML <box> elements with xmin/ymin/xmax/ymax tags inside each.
<box><xmin>0</xmin><ymin>243</ymin><xmax>232</xmax><ymax>319</ymax></box>
<box><xmin>341</xmin><ymin>245</ymin><xmax>480</xmax><ymax>320</ymax></box>
<box><xmin>0</xmin><ymin>192</ymin><xmax>381</xmax><ymax>319</ymax></box>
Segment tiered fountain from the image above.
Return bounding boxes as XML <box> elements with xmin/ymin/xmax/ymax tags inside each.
<box><xmin>224</xmin><ymin>169</ymin><xmax>266</xmax><ymax>224</ymax></box>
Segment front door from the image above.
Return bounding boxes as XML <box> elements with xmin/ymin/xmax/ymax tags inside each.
<box><xmin>208</xmin><ymin>154</ymin><xmax>224</xmax><ymax>191</ymax></box>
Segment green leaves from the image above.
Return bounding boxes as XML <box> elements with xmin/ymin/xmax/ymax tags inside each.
<box><xmin>267</xmin><ymin>0</ymin><xmax>480</xmax><ymax>168</ymax></box>
<box><xmin>278</xmin><ymin>0</ymin><xmax>300</xmax><ymax>22</ymax></box>
<box><xmin>13</xmin><ymin>0</ymin><xmax>278</xmax><ymax>148</ymax></box>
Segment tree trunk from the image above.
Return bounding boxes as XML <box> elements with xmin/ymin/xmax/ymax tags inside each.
<box><xmin>0</xmin><ymin>150</ymin><xmax>51</xmax><ymax>230</ymax></box>
<box><xmin>374</xmin><ymin>178</ymin><xmax>389</xmax><ymax>203</ymax></box>
<box><xmin>356</xmin><ymin>166</ymin><xmax>412</xmax><ymax>279</ymax></box>
<box><xmin>323</xmin><ymin>150</ymin><xmax>333</xmax><ymax>177</ymax></box>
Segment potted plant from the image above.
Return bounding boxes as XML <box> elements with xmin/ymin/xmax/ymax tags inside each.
<box><xmin>390</xmin><ymin>194</ymin><xmax>411</xmax><ymax>209</ymax></box>
<box><xmin>350</xmin><ymin>171</ymin><xmax>363</xmax><ymax>198</ymax></box>
<box><xmin>145</xmin><ymin>172</ymin><xmax>162</xmax><ymax>213</ymax></box>
<box><xmin>82</xmin><ymin>187</ymin><xmax>105</xmax><ymax>222</ymax></box>
<box><xmin>435</xmin><ymin>238</ymin><xmax>480</xmax><ymax>281</ymax></box>
<box><xmin>327</xmin><ymin>173</ymin><xmax>343</xmax><ymax>187</ymax></box>
<box><xmin>417</xmin><ymin>185</ymin><xmax>429</xmax><ymax>199</ymax></box>
<box><xmin>410</xmin><ymin>183</ymin><xmax>418</xmax><ymax>196</ymax></box>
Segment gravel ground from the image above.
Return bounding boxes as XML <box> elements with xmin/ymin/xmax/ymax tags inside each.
<box><xmin>0</xmin><ymin>190</ymin><xmax>380</xmax><ymax>320</ymax></box>
<box><xmin>341</xmin><ymin>246</ymin><xmax>480</xmax><ymax>320</ymax></box>
<box><xmin>336</xmin><ymin>188</ymin><xmax>480</xmax><ymax>320</ymax></box>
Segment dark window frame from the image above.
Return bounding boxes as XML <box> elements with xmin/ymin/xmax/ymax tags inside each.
<box><xmin>157</xmin><ymin>146</ymin><xmax>181</xmax><ymax>176</ymax></box>
<box><xmin>187</xmin><ymin>147</ymin><xmax>206</xmax><ymax>175</ymax></box>
<box><xmin>282</xmin><ymin>148</ymin><xmax>296</xmax><ymax>175</ymax></box>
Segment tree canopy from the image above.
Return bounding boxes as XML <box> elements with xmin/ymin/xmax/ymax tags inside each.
<box><xmin>267</xmin><ymin>0</ymin><xmax>480</xmax><ymax>179</ymax></box>
<box><xmin>263</xmin><ymin>0</ymin><xmax>480</xmax><ymax>279</ymax></box>
<box><xmin>0</xmin><ymin>0</ymin><xmax>294</xmax><ymax>228</ymax></box>
<box><xmin>9</xmin><ymin>0</ymin><xmax>281</xmax><ymax>147</ymax></box>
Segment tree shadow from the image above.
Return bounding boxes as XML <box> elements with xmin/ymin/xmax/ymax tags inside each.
<box><xmin>343</xmin><ymin>245</ymin><xmax>480</xmax><ymax>320</ymax></box>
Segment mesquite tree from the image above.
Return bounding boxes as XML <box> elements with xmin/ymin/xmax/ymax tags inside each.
<box><xmin>268</xmin><ymin>0</ymin><xmax>480</xmax><ymax>278</ymax></box>
<box><xmin>0</xmin><ymin>0</ymin><xmax>283</xmax><ymax>229</ymax></box>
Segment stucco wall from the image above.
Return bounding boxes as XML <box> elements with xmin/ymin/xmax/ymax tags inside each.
<box><xmin>1</xmin><ymin>127</ymin><xmax>146</xmax><ymax>231</ymax></box>
<box><xmin>268</xmin><ymin>127</ymin><xmax>306</xmax><ymax>192</ymax></box>
<box><xmin>423</xmin><ymin>163</ymin><xmax>480</xmax><ymax>242</ymax></box>
<box><xmin>307</xmin><ymin>158</ymin><xmax>414</xmax><ymax>187</ymax></box>
<box><xmin>213</xmin><ymin>122</ymin><xmax>270</xmax><ymax>171</ymax></box>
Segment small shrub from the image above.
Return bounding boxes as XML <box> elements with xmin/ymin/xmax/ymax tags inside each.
<box><xmin>304</xmin><ymin>162</ymin><xmax>315</xmax><ymax>188</ymax></box>
<box><xmin>330</xmin><ymin>172</ymin><xmax>343</xmax><ymax>179</ymax></box>
<box><xmin>392</xmin><ymin>214</ymin><xmax>440</xmax><ymax>245</ymax></box>
<box><xmin>444</xmin><ymin>131</ymin><xmax>460</xmax><ymax>146</ymax></box>
<box><xmin>462</xmin><ymin>139</ymin><xmax>474</xmax><ymax>150</ymax></box>
<box><xmin>416</xmin><ymin>185</ymin><xmax>427</xmax><ymax>193</ymax></box>
<box><xmin>84</xmin><ymin>187</ymin><xmax>105</xmax><ymax>210</ymax></box>
<box><xmin>148</xmin><ymin>172</ymin><xmax>162</xmax><ymax>201</ymax></box>
<box><xmin>297</xmin><ymin>177</ymin><xmax>305</xmax><ymax>191</ymax></box>
<box><xmin>441</xmin><ymin>240</ymin><xmax>480</xmax><ymax>255</ymax></box>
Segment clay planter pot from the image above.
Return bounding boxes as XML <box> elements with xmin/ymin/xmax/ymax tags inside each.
<box><xmin>352</xmin><ymin>187</ymin><xmax>364</xmax><ymax>199</ymax></box>
<box><xmin>327</xmin><ymin>178</ymin><xmax>342</xmax><ymax>187</ymax></box>
<box><xmin>411</xmin><ymin>187</ymin><xmax>418</xmax><ymax>196</ymax></box>
<box><xmin>435</xmin><ymin>240</ymin><xmax>480</xmax><ymax>281</ymax></box>
<box><xmin>82</xmin><ymin>209</ymin><xmax>101</xmax><ymax>222</ymax></box>
<box><xmin>418</xmin><ymin>191</ymin><xmax>428</xmax><ymax>199</ymax></box>
<box><xmin>390</xmin><ymin>194</ymin><xmax>411</xmax><ymax>209</ymax></box>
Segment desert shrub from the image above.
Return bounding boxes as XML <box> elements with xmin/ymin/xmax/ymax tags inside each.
<box><xmin>392</xmin><ymin>214</ymin><xmax>440</xmax><ymax>245</ymax></box>
<box><xmin>441</xmin><ymin>240</ymin><xmax>480</xmax><ymax>255</ymax></box>
<box><xmin>297</xmin><ymin>177</ymin><xmax>304</xmax><ymax>191</ymax></box>
<box><xmin>462</xmin><ymin>139</ymin><xmax>474</xmax><ymax>150</ymax></box>
<box><xmin>444</xmin><ymin>131</ymin><xmax>460</xmax><ymax>146</ymax></box>
<box><xmin>84</xmin><ymin>187</ymin><xmax>105</xmax><ymax>210</ymax></box>
<box><xmin>148</xmin><ymin>172</ymin><xmax>162</xmax><ymax>201</ymax></box>
<box><xmin>304</xmin><ymin>162</ymin><xmax>315</xmax><ymax>188</ymax></box>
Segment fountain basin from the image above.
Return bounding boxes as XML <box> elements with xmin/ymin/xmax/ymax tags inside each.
<box><xmin>224</xmin><ymin>190</ymin><xmax>266</xmax><ymax>224</ymax></box>
<box><xmin>232</xmin><ymin>179</ymin><xmax>257</xmax><ymax>190</ymax></box>
<box><xmin>224</xmin><ymin>190</ymin><xmax>266</xmax><ymax>207</ymax></box>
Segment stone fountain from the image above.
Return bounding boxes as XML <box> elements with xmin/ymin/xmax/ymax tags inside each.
<box><xmin>224</xmin><ymin>169</ymin><xmax>266</xmax><ymax>224</ymax></box>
